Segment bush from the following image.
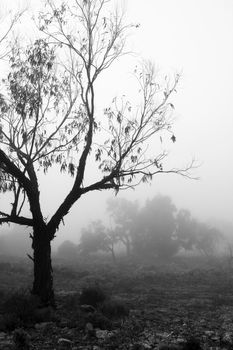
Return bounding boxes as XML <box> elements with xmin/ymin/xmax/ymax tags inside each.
<box><xmin>0</xmin><ymin>289</ymin><xmax>53</xmax><ymax>330</ymax></box>
<box><xmin>0</xmin><ymin>313</ymin><xmax>19</xmax><ymax>332</ymax></box>
<box><xmin>1</xmin><ymin>290</ymin><xmax>39</xmax><ymax>322</ymax></box>
<box><xmin>100</xmin><ymin>299</ymin><xmax>129</xmax><ymax>319</ymax></box>
<box><xmin>62</xmin><ymin>292</ymin><xmax>80</xmax><ymax>311</ymax></box>
<box><xmin>87</xmin><ymin>311</ymin><xmax>112</xmax><ymax>330</ymax></box>
<box><xmin>13</xmin><ymin>328</ymin><xmax>30</xmax><ymax>350</ymax></box>
<box><xmin>79</xmin><ymin>285</ymin><xmax>107</xmax><ymax>307</ymax></box>
<box><xmin>182</xmin><ymin>337</ymin><xmax>202</xmax><ymax>350</ymax></box>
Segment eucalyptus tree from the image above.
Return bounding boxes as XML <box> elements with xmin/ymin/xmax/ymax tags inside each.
<box><xmin>0</xmin><ymin>0</ymin><xmax>193</xmax><ymax>305</ymax></box>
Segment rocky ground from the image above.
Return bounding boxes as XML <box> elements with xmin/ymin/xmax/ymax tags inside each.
<box><xmin>1</xmin><ymin>257</ymin><xmax>233</xmax><ymax>349</ymax></box>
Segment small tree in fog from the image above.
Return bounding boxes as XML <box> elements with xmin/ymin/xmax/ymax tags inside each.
<box><xmin>107</xmin><ymin>198</ymin><xmax>139</xmax><ymax>257</ymax></box>
<box><xmin>56</xmin><ymin>240</ymin><xmax>78</xmax><ymax>261</ymax></box>
<box><xmin>0</xmin><ymin>0</ymin><xmax>193</xmax><ymax>305</ymax></box>
<box><xmin>176</xmin><ymin>210</ymin><xmax>221</xmax><ymax>257</ymax></box>
<box><xmin>79</xmin><ymin>220</ymin><xmax>118</xmax><ymax>262</ymax></box>
<box><xmin>133</xmin><ymin>195</ymin><xmax>179</xmax><ymax>260</ymax></box>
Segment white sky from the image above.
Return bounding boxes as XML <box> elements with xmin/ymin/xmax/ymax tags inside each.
<box><xmin>0</xmin><ymin>0</ymin><xmax>233</xmax><ymax>246</ymax></box>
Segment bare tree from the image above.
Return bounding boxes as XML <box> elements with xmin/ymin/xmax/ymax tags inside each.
<box><xmin>0</xmin><ymin>0</ymin><xmax>194</xmax><ymax>305</ymax></box>
<box><xmin>0</xmin><ymin>7</ymin><xmax>25</xmax><ymax>59</ymax></box>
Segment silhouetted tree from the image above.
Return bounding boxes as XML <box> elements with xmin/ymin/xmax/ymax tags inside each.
<box><xmin>0</xmin><ymin>0</ymin><xmax>193</xmax><ymax>305</ymax></box>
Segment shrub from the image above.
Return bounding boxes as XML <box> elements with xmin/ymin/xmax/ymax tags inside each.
<box><xmin>79</xmin><ymin>285</ymin><xmax>107</xmax><ymax>307</ymax></box>
<box><xmin>1</xmin><ymin>290</ymin><xmax>39</xmax><ymax>323</ymax></box>
<box><xmin>182</xmin><ymin>336</ymin><xmax>202</xmax><ymax>350</ymax></box>
<box><xmin>87</xmin><ymin>311</ymin><xmax>112</xmax><ymax>330</ymax></box>
<box><xmin>100</xmin><ymin>299</ymin><xmax>129</xmax><ymax>319</ymax></box>
<box><xmin>0</xmin><ymin>289</ymin><xmax>53</xmax><ymax>330</ymax></box>
<box><xmin>0</xmin><ymin>313</ymin><xmax>19</xmax><ymax>331</ymax></box>
<box><xmin>61</xmin><ymin>292</ymin><xmax>80</xmax><ymax>312</ymax></box>
<box><xmin>13</xmin><ymin>328</ymin><xmax>30</xmax><ymax>350</ymax></box>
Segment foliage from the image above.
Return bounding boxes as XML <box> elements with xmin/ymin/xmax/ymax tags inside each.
<box><xmin>80</xmin><ymin>195</ymin><xmax>223</xmax><ymax>262</ymax></box>
<box><xmin>176</xmin><ymin>209</ymin><xmax>222</xmax><ymax>256</ymax></box>
<box><xmin>133</xmin><ymin>195</ymin><xmax>179</xmax><ymax>259</ymax></box>
<box><xmin>79</xmin><ymin>220</ymin><xmax>118</xmax><ymax>262</ymax></box>
<box><xmin>79</xmin><ymin>220</ymin><xmax>108</xmax><ymax>255</ymax></box>
<box><xmin>0</xmin><ymin>0</ymin><xmax>193</xmax><ymax>305</ymax></box>
<box><xmin>79</xmin><ymin>284</ymin><xmax>107</xmax><ymax>307</ymax></box>
<box><xmin>0</xmin><ymin>289</ymin><xmax>55</xmax><ymax>331</ymax></box>
<box><xmin>107</xmin><ymin>198</ymin><xmax>139</xmax><ymax>256</ymax></box>
<box><xmin>182</xmin><ymin>336</ymin><xmax>202</xmax><ymax>350</ymax></box>
<box><xmin>100</xmin><ymin>298</ymin><xmax>129</xmax><ymax>319</ymax></box>
<box><xmin>13</xmin><ymin>328</ymin><xmax>30</xmax><ymax>350</ymax></box>
<box><xmin>0</xmin><ymin>290</ymin><xmax>40</xmax><ymax>330</ymax></box>
<box><xmin>56</xmin><ymin>240</ymin><xmax>78</xmax><ymax>260</ymax></box>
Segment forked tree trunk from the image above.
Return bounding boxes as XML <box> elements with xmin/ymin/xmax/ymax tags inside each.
<box><xmin>31</xmin><ymin>228</ymin><xmax>55</xmax><ymax>306</ymax></box>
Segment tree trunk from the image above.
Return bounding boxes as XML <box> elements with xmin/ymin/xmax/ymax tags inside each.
<box><xmin>31</xmin><ymin>228</ymin><xmax>55</xmax><ymax>306</ymax></box>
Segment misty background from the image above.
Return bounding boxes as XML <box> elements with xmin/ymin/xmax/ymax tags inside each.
<box><xmin>0</xmin><ymin>0</ymin><xmax>232</xmax><ymax>254</ymax></box>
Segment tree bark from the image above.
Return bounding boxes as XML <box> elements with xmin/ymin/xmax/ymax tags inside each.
<box><xmin>31</xmin><ymin>228</ymin><xmax>55</xmax><ymax>306</ymax></box>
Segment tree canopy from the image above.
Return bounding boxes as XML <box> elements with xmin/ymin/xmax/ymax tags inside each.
<box><xmin>0</xmin><ymin>0</ymin><xmax>194</xmax><ymax>304</ymax></box>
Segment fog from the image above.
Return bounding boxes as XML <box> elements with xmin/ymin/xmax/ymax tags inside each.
<box><xmin>0</xmin><ymin>0</ymin><xmax>232</xmax><ymax>251</ymax></box>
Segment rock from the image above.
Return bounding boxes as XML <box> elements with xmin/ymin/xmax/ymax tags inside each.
<box><xmin>158</xmin><ymin>345</ymin><xmax>181</xmax><ymax>350</ymax></box>
<box><xmin>95</xmin><ymin>329</ymin><xmax>114</xmax><ymax>340</ymax></box>
<box><xmin>222</xmin><ymin>332</ymin><xmax>233</xmax><ymax>345</ymax></box>
<box><xmin>85</xmin><ymin>322</ymin><xmax>95</xmax><ymax>337</ymax></box>
<box><xmin>0</xmin><ymin>339</ymin><xmax>13</xmax><ymax>350</ymax></box>
<box><xmin>176</xmin><ymin>337</ymin><xmax>186</xmax><ymax>344</ymax></box>
<box><xmin>80</xmin><ymin>304</ymin><xmax>96</xmax><ymax>313</ymax></box>
<box><xmin>204</xmin><ymin>330</ymin><xmax>215</xmax><ymax>337</ymax></box>
<box><xmin>0</xmin><ymin>332</ymin><xmax>6</xmax><ymax>339</ymax></box>
<box><xmin>34</xmin><ymin>321</ymin><xmax>54</xmax><ymax>330</ymax></box>
<box><xmin>57</xmin><ymin>338</ymin><xmax>73</xmax><ymax>349</ymax></box>
<box><xmin>130</xmin><ymin>342</ymin><xmax>152</xmax><ymax>350</ymax></box>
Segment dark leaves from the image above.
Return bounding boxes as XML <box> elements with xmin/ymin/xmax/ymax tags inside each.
<box><xmin>171</xmin><ymin>134</ymin><xmax>176</xmax><ymax>143</ymax></box>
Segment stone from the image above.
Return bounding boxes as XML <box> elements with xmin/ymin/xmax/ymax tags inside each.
<box><xmin>0</xmin><ymin>332</ymin><xmax>6</xmax><ymax>339</ymax></box>
<box><xmin>57</xmin><ymin>338</ymin><xmax>73</xmax><ymax>349</ymax></box>
<box><xmin>222</xmin><ymin>332</ymin><xmax>233</xmax><ymax>344</ymax></box>
<box><xmin>85</xmin><ymin>322</ymin><xmax>95</xmax><ymax>337</ymax></box>
<box><xmin>80</xmin><ymin>304</ymin><xmax>96</xmax><ymax>313</ymax></box>
<box><xmin>0</xmin><ymin>339</ymin><xmax>13</xmax><ymax>350</ymax></box>
<box><xmin>95</xmin><ymin>329</ymin><xmax>109</xmax><ymax>340</ymax></box>
<box><xmin>34</xmin><ymin>321</ymin><xmax>54</xmax><ymax>330</ymax></box>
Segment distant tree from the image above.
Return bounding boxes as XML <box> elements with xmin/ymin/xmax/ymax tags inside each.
<box><xmin>176</xmin><ymin>210</ymin><xmax>221</xmax><ymax>256</ymax></box>
<box><xmin>79</xmin><ymin>221</ymin><xmax>106</xmax><ymax>256</ymax></box>
<box><xmin>176</xmin><ymin>209</ymin><xmax>198</xmax><ymax>250</ymax></box>
<box><xmin>194</xmin><ymin>223</ymin><xmax>221</xmax><ymax>257</ymax></box>
<box><xmin>56</xmin><ymin>240</ymin><xmax>78</xmax><ymax>260</ymax></box>
<box><xmin>102</xmin><ymin>227</ymin><xmax>118</xmax><ymax>263</ymax></box>
<box><xmin>133</xmin><ymin>195</ymin><xmax>179</xmax><ymax>260</ymax></box>
<box><xmin>107</xmin><ymin>198</ymin><xmax>138</xmax><ymax>257</ymax></box>
<box><xmin>79</xmin><ymin>220</ymin><xmax>117</xmax><ymax>262</ymax></box>
<box><xmin>0</xmin><ymin>0</ymin><xmax>193</xmax><ymax>305</ymax></box>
